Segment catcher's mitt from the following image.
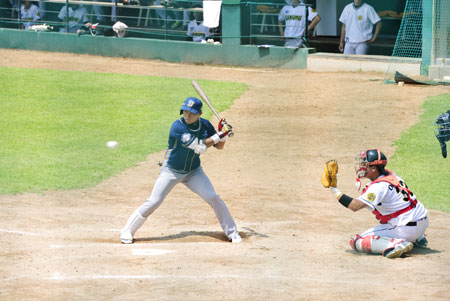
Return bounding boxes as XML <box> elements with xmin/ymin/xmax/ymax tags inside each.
<box><xmin>321</xmin><ymin>160</ymin><xmax>338</xmax><ymax>188</ymax></box>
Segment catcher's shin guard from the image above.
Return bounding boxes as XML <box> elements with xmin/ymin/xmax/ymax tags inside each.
<box><xmin>120</xmin><ymin>209</ymin><xmax>147</xmax><ymax>244</ymax></box>
<box><xmin>350</xmin><ymin>235</ymin><xmax>414</xmax><ymax>258</ymax></box>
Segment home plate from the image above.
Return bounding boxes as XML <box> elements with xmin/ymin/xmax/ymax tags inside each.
<box><xmin>132</xmin><ymin>249</ymin><xmax>175</xmax><ymax>256</ymax></box>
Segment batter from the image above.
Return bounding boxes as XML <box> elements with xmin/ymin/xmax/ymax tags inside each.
<box><xmin>120</xmin><ymin>97</ymin><xmax>242</xmax><ymax>244</ymax></box>
<box><xmin>326</xmin><ymin>149</ymin><xmax>428</xmax><ymax>258</ymax></box>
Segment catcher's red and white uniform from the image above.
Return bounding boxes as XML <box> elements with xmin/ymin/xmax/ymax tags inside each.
<box><xmin>357</xmin><ymin>170</ymin><xmax>428</xmax><ymax>242</ymax></box>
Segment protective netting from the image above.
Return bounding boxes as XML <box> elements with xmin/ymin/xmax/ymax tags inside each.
<box><xmin>385</xmin><ymin>0</ymin><xmax>450</xmax><ymax>84</ymax></box>
<box><xmin>433</xmin><ymin>0</ymin><xmax>450</xmax><ymax>67</ymax></box>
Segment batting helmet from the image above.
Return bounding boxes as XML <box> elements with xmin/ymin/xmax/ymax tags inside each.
<box><xmin>180</xmin><ymin>97</ymin><xmax>202</xmax><ymax>115</ymax></box>
<box><xmin>354</xmin><ymin>149</ymin><xmax>387</xmax><ymax>178</ymax></box>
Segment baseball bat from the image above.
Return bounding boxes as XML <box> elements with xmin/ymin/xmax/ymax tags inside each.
<box><xmin>191</xmin><ymin>80</ymin><xmax>234</xmax><ymax>137</ymax></box>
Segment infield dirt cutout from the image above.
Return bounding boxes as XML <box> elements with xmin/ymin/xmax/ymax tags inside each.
<box><xmin>1</xmin><ymin>49</ymin><xmax>449</xmax><ymax>300</ymax></box>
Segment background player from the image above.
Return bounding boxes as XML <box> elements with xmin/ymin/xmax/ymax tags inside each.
<box><xmin>120</xmin><ymin>97</ymin><xmax>242</xmax><ymax>244</ymax></box>
<box><xmin>187</xmin><ymin>10</ymin><xmax>211</xmax><ymax>43</ymax></box>
<box><xmin>324</xmin><ymin>149</ymin><xmax>428</xmax><ymax>258</ymax></box>
<box><xmin>57</xmin><ymin>2</ymin><xmax>89</xmax><ymax>33</ymax></box>
<box><xmin>339</xmin><ymin>0</ymin><xmax>382</xmax><ymax>54</ymax></box>
<box><xmin>278</xmin><ymin>0</ymin><xmax>321</xmax><ymax>48</ymax></box>
<box><xmin>20</xmin><ymin>0</ymin><xmax>40</xmax><ymax>30</ymax></box>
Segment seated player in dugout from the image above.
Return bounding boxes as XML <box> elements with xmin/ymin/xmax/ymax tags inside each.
<box><xmin>322</xmin><ymin>149</ymin><xmax>429</xmax><ymax>258</ymax></box>
<box><xmin>57</xmin><ymin>2</ymin><xmax>89</xmax><ymax>33</ymax></box>
<box><xmin>187</xmin><ymin>9</ymin><xmax>211</xmax><ymax>43</ymax></box>
<box><xmin>20</xmin><ymin>0</ymin><xmax>41</xmax><ymax>30</ymax></box>
<box><xmin>278</xmin><ymin>0</ymin><xmax>321</xmax><ymax>48</ymax></box>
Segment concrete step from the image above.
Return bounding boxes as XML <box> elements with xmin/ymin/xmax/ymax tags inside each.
<box><xmin>307</xmin><ymin>52</ymin><xmax>421</xmax><ymax>75</ymax></box>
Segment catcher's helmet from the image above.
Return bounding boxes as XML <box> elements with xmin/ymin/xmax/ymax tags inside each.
<box><xmin>355</xmin><ymin>149</ymin><xmax>387</xmax><ymax>178</ymax></box>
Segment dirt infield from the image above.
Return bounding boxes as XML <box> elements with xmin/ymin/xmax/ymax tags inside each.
<box><xmin>1</xmin><ymin>49</ymin><xmax>449</xmax><ymax>300</ymax></box>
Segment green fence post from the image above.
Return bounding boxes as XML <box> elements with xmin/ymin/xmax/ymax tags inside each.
<box><xmin>222</xmin><ymin>0</ymin><xmax>241</xmax><ymax>46</ymax></box>
<box><xmin>422</xmin><ymin>0</ymin><xmax>433</xmax><ymax>75</ymax></box>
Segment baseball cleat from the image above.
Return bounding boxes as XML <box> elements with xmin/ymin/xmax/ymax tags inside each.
<box><xmin>120</xmin><ymin>231</ymin><xmax>134</xmax><ymax>244</ymax></box>
<box><xmin>383</xmin><ymin>241</ymin><xmax>414</xmax><ymax>258</ymax></box>
<box><xmin>414</xmin><ymin>237</ymin><xmax>428</xmax><ymax>248</ymax></box>
<box><xmin>230</xmin><ymin>233</ymin><xmax>242</xmax><ymax>244</ymax></box>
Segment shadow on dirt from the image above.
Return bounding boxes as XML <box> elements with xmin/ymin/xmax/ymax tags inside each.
<box><xmin>344</xmin><ymin>247</ymin><xmax>441</xmax><ymax>258</ymax></box>
<box><xmin>133</xmin><ymin>227</ymin><xmax>268</xmax><ymax>243</ymax></box>
<box><xmin>135</xmin><ymin>231</ymin><xmax>229</xmax><ymax>242</ymax></box>
<box><xmin>409</xmin><ymin>247</ymin><xmax>441</xmax><ymax>256</ymax></box>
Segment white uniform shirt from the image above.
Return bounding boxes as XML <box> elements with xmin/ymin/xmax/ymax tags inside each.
<box><xmin>187</xmin><ymin>20</ymin><xmax>211</xmax><ymax>42</ymax></box>
<box><xmin>21</xmin><ymin>4</ymin><xmax>40</xmax><ymax>30</ymax></box>
<box><xmin>357</xmin><ymin>173</ymin><xmax>428</xmax><ymax>227</ymax></box>
<box><xmin>58</xmin><ymin>6</ymin><xmax>88</xmax><ymax>33</ymax></box>
<box><xmin>339</xmin><ymin>3</ymin><xmax>381</xmax><ymax>43</ymax></box>
<box><xmin>278</xmin><ymin>5</ymin><xmax>318</xmax><ymax>38</ymax></box>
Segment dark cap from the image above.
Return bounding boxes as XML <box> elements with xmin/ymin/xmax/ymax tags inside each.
<box><xmin>180</xmin><ymin>97</ymin><xmax>202</xmax><ymax>115</ymax></box>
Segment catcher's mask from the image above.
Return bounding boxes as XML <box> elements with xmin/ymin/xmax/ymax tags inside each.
<box><xmin>434</xmin><ymin>110</ymin><xmax>450</xmax><ymax>158</ymax></box>
<box><xmin>354</xmin><ymin>149</ymin><xmax>387</xmax><ymax>178</ymax></box>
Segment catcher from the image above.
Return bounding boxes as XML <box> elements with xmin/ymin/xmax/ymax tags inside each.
<box><xmin>321</xmin><ymin>149</ymin><xmax>429</xmax><ymax>258</ymax></box>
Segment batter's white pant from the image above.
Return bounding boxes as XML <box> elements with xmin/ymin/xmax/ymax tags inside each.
<box><xmin>344</xmin><ymin>41</ymin><xmax>369</xmax><ymax>55</ymax></box>
<box><xmin>360</xmin><ymin>216</ymin><xmax>429</xmax><ymax>243</ymax></box>
<box><xmin>137</xmin><ymin>166</ymin><xmax>238</xmax><ymax>239</ymax></box>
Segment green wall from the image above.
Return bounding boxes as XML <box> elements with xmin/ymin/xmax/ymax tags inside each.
<box><xmin>0</xmin><ymin>28</ymin><xmax>308</xmax><ymax>69</ymax></box>
<box><xmin>0</xmin><ymin>0</ymin><xmax>310</xmax><ymax>69</ymax></box>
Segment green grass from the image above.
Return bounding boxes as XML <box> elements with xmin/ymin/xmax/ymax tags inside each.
<box><xmin>389</xmin><ymin>94</ymin><xmax>450</xmax><ymax>213</ymax></box>
<box><xmin>0</xmin><ymin>67</ymin><xmax>247</xmax><ymax>194</ymax></box>
<box><xmin>1</xmin><ymin>67</ymin><xmax>449</xmax><ymax>214</ymax></box>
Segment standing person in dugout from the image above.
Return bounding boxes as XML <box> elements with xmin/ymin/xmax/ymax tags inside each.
<box><xmin>339</xmin><ymin>0</ymin><xmax>382</xmax><ymax>55</ymax></box>
<box><xmin>322</xmin><ymin>149</ymin><xmax>429</xmax><ymax>258</ymax></box>
<box><xmin>120</xmin><ymin>97</ymin><xmax>242</xmax><ymax>244</ymax></box>
<box><xmin>278</xmin><ymin>0</ymin><xmax>321</xmax><ymax>48</ymax></box>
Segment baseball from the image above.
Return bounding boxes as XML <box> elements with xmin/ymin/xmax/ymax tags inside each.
<box><xmin>398</xmin><ymin>81</ymin><xmax>405</xmax><ymax>86</ymax></box>
<box><xmin>106</xmin><ymin>141</ymin><xmax>118</xmax><ymax>149</ymax></box>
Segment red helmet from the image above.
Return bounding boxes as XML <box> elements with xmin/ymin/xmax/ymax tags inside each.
<box><xmin>355</xmin><ymin>149</ymin><xmax>387</xmax><ymax>178</ymax></box>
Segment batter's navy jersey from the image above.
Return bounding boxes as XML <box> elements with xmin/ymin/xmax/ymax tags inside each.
<box><xmin>166</xmin><ymin>117</ymin><xmax>216</xmax><ymax>173</ymax></box>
